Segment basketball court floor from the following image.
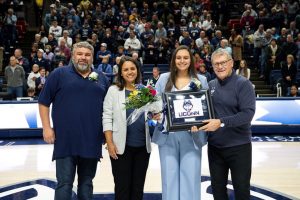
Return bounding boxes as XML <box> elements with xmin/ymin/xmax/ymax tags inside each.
<box><xmin>0</xmin><ymin>137</ymin><xmax>299</xmax><ymax>200</ymax></box>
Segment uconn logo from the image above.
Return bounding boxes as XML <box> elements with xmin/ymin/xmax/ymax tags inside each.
<box><xmin>0</xmin><ymin>177</ymin><xmax>294</xmax><ymax>200</ymax></box>
<box><xmin>178</xmin><ymin>99</ymin><xmax>200</xmax><ymax>117</ymax></box>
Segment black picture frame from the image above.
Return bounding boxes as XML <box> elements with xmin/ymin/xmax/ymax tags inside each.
<box><xmin>163</xmin><ymin>89</ymin><xmax>214</xmax><ymax>132</ymax></box>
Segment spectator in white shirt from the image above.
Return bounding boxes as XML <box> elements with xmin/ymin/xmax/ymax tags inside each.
<box><xmin>49</xmin><ymin>19</ymin><xmax>62</xmax><ymax>40</ymax></box>
<box><xmin>195</xmin><ymin>31</ymin><xmax>206</xmax><ymax>49</ymax></box>
<box><xmin>219</xmin><ymin>39</ymin><xmax>232</xmax><ymax>55</ymax></box>
<box><xmin>27</xmin><ymin>64</ymin><xmax>40</xmax><ymax>89</ymax></box>
<box><xmin>236</xmin><ymin>60</ymin><xmax>251</xmax><ymax>80</ymax></box>
<box><xmin>124</xmin><ymin>31</ymin><xmax>141</xmax><ymax>54</ymax></box>
<box><xmin>58</xmin><ymin>30</ymin><xmax>73</xmax><ymax>48</ymax></box>
<box><xmin>242</xmin><ymin>4</ymin><xmax>258</xmax><ymax>19</ymax></box>
<box><xmin>154</xmin><ymin>21</ymin><xmax>167</xmax><ymax>42</ymax></box>
<box><xmin>181</xmin><ymin>1</ymin><xmax>192</xmax><ymax>19</ymax></box>
<box><xmin>4</xmin><ymin>8</ymin><xmax>17</xmax><ymax>46</ymax></box>
<box><xmin>202</xmin><ymin>14</ymin><xmax>212</xmax><ymax>31</ymax></box>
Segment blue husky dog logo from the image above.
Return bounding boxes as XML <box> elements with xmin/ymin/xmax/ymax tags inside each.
<box><xmin>183</xmin><ymin>99</ymin><xmax>193</xmax><ymax>112</ymax></box>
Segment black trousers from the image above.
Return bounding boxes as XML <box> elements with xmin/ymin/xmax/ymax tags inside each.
<box><xmin>110</xmin><ymin>145</ymin><xmax>150</xmax><ymax>200</ymax></box>
<box><xmin>208</xmin><ymin>143</ymin><xmax>252</xmax><ymax>200</ymax></box>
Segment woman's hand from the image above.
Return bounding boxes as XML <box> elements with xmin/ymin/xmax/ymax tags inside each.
<box><xmin>152</xmin><ymin>113</ymin><xmax>161</xmax><ymax>121</ymax></box>
<box><xmin>106</xmin><ymin>142</ymin><xmax>118</xmax><ymax>160</ymax></box>
<box><xmin>190</xmin><ymin>126</ymin><xmax>199</xmax><ymax>133</ymax></box>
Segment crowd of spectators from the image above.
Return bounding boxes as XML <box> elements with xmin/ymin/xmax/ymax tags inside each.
<box><xmin>0</xmin><ymin>0</ymin><xmax>300</xmax><ymax>98</ymax></box>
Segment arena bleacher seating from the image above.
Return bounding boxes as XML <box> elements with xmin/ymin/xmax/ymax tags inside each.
<box><xmin>0</xmin><ymin>0</ymin><xmax>299</xmax><ymax>98</ymax></box>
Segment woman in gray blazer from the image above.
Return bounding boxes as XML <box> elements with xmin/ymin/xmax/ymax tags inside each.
<box><xmin>102</xmin><ymin>56</ymin><xmax>152</xmax><ymax>200</ymax></box>
<box><xmin>153</xmin><ymin>45</ymin><xmax>208</xmax><ymax>200</ymax></box>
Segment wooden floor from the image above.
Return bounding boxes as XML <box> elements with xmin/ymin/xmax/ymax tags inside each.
<box><xmin>0</xmin><ymin>141</ymin><xmax>299</xmax><ymax>199</ymax></box>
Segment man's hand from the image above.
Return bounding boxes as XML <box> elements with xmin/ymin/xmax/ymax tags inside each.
<box><xmin>43</xmin><ymin>127</ymin><xmax>55</xmax><ymax>144</ymax></box>
<box><xmin>198</xmin><ymin>119</ymin><xmax>222</xmax><ymax>132</ymax></box>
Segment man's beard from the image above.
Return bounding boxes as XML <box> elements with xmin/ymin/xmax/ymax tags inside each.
<box><xmin>73</xmin><ymin>59</ymin><xmax>91</xmax><ymax>73</ymax></box>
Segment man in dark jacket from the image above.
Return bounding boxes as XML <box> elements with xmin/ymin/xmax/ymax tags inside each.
<box><xmin>199</xmin><ymin>48</ymin><xmax>256</xmax><ymax>200</ymax></box>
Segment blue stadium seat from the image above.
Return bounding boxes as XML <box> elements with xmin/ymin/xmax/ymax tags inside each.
<box><xmin>142</xmin><ymin>64</ymin><xmax>155</xmax><ymax>73</ymax></box>
<box><xmin>142</xmin><ymin>64</ymin><xmax>155</xmax><ymax>84</ymax></box>
<box><xmin>157</xmin><ymin>64</ymin><xmax>169</xmax><ymax>73</ymax></box>
<box><xmin>142</xmin><ymin>73</ymin><xmax>153</xmax><ymax>84</ymax></box>
<box><xmin>269</xmin><ymin>70</ymin><xmax>282</xmax><ymax>91</ymax></box>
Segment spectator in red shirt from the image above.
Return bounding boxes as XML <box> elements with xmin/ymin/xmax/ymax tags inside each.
<box><xmin>240</xmin><ymin>10</ymin><xmax>255</xmax><ymax>32</ymax></box>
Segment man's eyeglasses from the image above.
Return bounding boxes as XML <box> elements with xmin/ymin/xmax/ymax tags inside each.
<box><xmin>212</xmin><ymin>59</ymin><xmax>232</xmax><ymax>68</ymax></box>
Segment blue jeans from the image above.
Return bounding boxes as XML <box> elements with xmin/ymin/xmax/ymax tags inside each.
<box><xmin>7</xmin><ymin>86</ymin><xmax>23</xmax><ymax>98</ymax></box>
<box><xmin>55</xmin><ymin>156</ymin><xmax>98</xmax><ymax>200</ymax></box>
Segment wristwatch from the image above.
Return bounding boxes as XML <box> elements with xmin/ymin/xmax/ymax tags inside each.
<box><xmin>220</xmin><ymin>119</ymin><xmax>225</xmax><ymax>128</ymax></box>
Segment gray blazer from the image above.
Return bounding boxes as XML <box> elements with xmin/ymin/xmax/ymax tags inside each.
<box><xmin>102</xmin><ymin>85</ymin><xmax>152</xmax><ymax>154</ymax></box>
<box><xmin>152</xmin><ymin>72</ymin><xmax>209</xmax><ymax>150</ymax></box>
